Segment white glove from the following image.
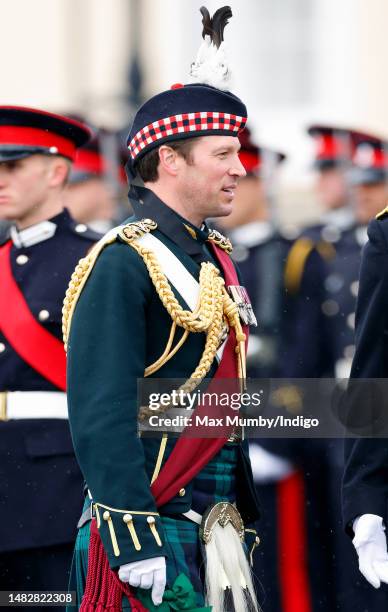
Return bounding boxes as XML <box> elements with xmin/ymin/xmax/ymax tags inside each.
<box><xmin>353</xmin><ymin>514</ymin><xmax>388</xmax><ymax>588</ymax></box>
<box><xmin>118</xmin><ymin>556</ymin><xmax>166</xmax><ymax>605</ymax></box>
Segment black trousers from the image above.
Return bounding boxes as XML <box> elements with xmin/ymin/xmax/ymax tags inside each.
<box><xmin>0</xmin><ymin>542</ymin><xmax>74</xmax><ymax>611</ymax></box>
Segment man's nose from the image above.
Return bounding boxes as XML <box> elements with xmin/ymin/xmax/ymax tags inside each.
<box><xmin>230</xmin><ymin>155</ymin><xmax>246</xmax><ymax>178</ymax></box>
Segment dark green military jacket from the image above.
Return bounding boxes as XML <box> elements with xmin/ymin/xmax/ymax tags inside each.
<box><xmin>66</xmin><ymin>186</ymin><xmax>260</xmax><ymax>569</ymax></box>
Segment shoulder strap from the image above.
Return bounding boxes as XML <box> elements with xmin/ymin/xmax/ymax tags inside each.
<box><xmin>137</xmin><ymin>232</ymin><xmax>200</xmax><ymax>311</ymax></box>
<box><xmin>151</xmin><ymin>243</ymin><xmax>248</xmax><ymax>508</ymax></box>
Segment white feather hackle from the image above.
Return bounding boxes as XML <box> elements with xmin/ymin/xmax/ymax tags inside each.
<box><xmin>189</xmin><ymin>39</ymin><xmax>231</xmax><ymax>90</ymax></box>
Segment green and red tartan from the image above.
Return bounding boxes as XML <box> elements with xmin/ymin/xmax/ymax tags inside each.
<box><xmin>68</xmin><ymin>445</ymin><xmax>238</xmax><ymax>611</ymax></box>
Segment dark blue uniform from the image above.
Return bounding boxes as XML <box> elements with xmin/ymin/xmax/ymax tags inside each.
<box><xmin>0</xmin><ymin>209</ymin><xmax>100</xmax><ymax>594</ymax></box>
<box><xmin>343</xmin><ymin>215</ymin><xmax>388</xmax><ymax>606</ymax></box>
<box><xmin>230</xmin><ymin>221</ymin><xmax>302</xmax><ymax>612</ymax></box>
<box><xmin>230</xmin><ymin>223</ymin><xmax>290</xmax><ymax>379</ymax></box>
<box><xmin>277</xmin><ymin>217</ymin><xmax>388</xmax><ymax>610</ymax></box>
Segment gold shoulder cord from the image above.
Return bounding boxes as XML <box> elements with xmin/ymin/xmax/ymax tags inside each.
<box><xmin>283</xmin><ymin>237</ymin><xmax>314</xmax><ymax>295</ymax></box>
<box><xmin>62</xmin><ymin>220</ymin><xmax>246</xmax><ymax>420</ymax></box>
<box><xmin>62</xmin><ymin>230</ymin><xmax>119</xmax><ymax>351</ymax></box>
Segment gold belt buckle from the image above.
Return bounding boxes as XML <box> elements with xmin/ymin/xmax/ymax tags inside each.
<box><xmin>0</xmin><ymin>391</ymin><xmax>8</xmax><ymax>421</ymax></box>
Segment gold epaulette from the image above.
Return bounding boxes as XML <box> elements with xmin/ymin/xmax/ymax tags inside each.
<box><xmin>208</xmin><ymin>229</ymin><xmax>233</xmax><ymax>254</ymax></box>
<box><xmin>283</xmin><ymin>237</ymin><xmax>314</xmax><ymax>294</ymax></box>
<box><xmin>376</xmin><ymin>205</ymin><xmax>388</xmax><ymax>220</ymax></box>
<box><xmin>62</xmin><ymin>219</ymin><xmax>157</xmax><ymax>350</ymax></box>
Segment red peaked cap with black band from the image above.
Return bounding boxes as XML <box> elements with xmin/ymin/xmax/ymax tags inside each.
<box><xmin>239</xmin><ymin>126</ymin><xmax>286</xmax><ymax>175</ymax></box>
<box><xmin>308</xmin><ymin>124</ymin><xmax>353</xmax><ymax>170</ymax></box>
<box><xmin>350</xmin><ymin>129</ymin><xmax>388</xmax><ymax>185</ymax></box>
<box><xmin>70</xmin><ymin>129</ymin><xmax>127</xmax><ymax>185</ymax></box>
<box><xmin>0</xmin><ymin>106</ymin><xmax>91</xmax><ymax>163</ymax></box>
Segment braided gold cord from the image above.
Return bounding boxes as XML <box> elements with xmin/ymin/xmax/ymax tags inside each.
<box><xmin>62</xmin><ymin>219</ymin><xmax>246</xmax><ymax>422</ymax></box>
<box><xmin>62</xmin><ymin>235</ymin><xmax>117</xmax><ymax>351</ymax></box>
<box><xmin>129</xmin><ymin>241</ymin><xmax>223</xmax><ymax>333</ymax></box>
<box><xmin>144</xmin><ymin>324</ymin><xmax>190</xmax><ymax>377</ymax></box>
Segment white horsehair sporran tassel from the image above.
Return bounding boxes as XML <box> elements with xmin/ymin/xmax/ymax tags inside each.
<box><xmin>200</xmin><ymin>502</ymin><xmax>260</xmax><ymax>612</ymax></box>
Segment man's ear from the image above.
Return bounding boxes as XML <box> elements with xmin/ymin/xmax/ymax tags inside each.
<box><xmin>47</xmin><ymin>157</ymin><xmax>71</xmax><ymax>188</ymax></box>
<box><xmin>158</xmin><ymin>145</ymin><xmax>182</xmax><ymax>177</ymax></box>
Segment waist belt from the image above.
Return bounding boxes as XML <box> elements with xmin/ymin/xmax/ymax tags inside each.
<box><xmin>0</xmin><ymin>391</ymin><xmax>68</xmax><ymax>421</ymax></box>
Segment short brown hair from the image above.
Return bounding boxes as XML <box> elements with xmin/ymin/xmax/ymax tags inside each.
<box><xmin>137</xmin><ymin>137</ymin><xmax>197</xmax><ymax>183</ymax></box>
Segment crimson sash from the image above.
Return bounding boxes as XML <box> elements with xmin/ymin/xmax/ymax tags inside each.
<box><xmin>0</xmin><ymin>240</ymin><xmax>66</xmax><ymax>390</ymax></box>
<box><xmin>151</xmin><ymin>243</ymin><xmax>248</xmax><ymax>507</ymax></box>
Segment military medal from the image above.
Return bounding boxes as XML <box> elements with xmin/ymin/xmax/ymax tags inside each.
<box><xmin>228</xmin><ymin>285</ymin><xmax>257</xmax><ymax>326</ymax></box>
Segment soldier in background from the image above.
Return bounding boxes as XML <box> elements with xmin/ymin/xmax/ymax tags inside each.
<box><xmin>330</xmin><ymin>130</ymin><xmax>388</xmax><ymax>611</ymax></box>
<box><xmin>246</xmin><ymin>125</ymin><xmax>356</xmax><ymax>611</ymax></box>
<box><xmin>279</xmin><ymin>125</ymin><xmax>388</xmax><ymax>611</ymax></box>
<box><xmin>64</xmin><ymin>128</ymin><xmax>126</xmax><ymax>234</ymax></box>
<box><xmin>282</xmin><ymin>125</ymin><xmax>355</xmax><ymax>378</ymax></box>
<box><xmin>341</xmin><ymin>140</ymin><xmax>388</xmax><ymax>604</ymax></box>
<box><xmin>217</xmin><ymin>126</ymin><xmax>289</xmax><ymax>378</ymax></box>
<box><xmin>217</xmin><ymin>128</ymin><xmax>301</xmax><ymax>611</ymax></box>
<box><xmin>351</xmin><ymin>131</ymin><xmax>388</xmax><ymax>226</ymax></box>
<box><xmin>0</xmin><ymin>107</ymin><xmax>100</xmax><ymax>602</ymax></box>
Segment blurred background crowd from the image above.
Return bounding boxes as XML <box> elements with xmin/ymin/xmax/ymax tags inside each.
<box><xmin>1</xmin><ymin>0</ymin><xmax>388</xmax><ymax>610</ymax></box>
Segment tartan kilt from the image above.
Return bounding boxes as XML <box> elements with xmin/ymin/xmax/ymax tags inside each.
<box><xmin>68</xmin><ymin>444</ymin><xmax>238</xmax><ymax>610</ymax></box>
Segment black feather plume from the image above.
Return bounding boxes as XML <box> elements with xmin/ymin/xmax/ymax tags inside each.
<box><xmin>211</xmin><ymin>6</ymin><xmax>233</xmax><ymax>48</ymax></box>
<box><xmin>200</xmin><ymin>6</ymin><xmax>213</xmax><ymax>39</ymax></box>
<box><xmin>199</xmin><ymin>5</ymin><xmax>233</xmax><ymax>47</ymax></box>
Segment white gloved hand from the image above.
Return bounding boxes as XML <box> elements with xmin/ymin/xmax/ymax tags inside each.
<box><xmin>118</xmin><ymin>556</ymin><xmax>166</xmax><ymax>605</ymax></box>
<box><xmin>353</xmin><ymin>514</ymin><xmax>388</xmax><ymax>588</ymax></box>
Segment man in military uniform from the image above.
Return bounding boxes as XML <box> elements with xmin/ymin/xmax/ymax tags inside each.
<box><xmin>65</xmin><ymin>7</ymin><xmax>261</xmax><ymax>612</ymax></box>
<box><xmin>351</xmin><ymin>131</ymin><xmax>388</xmax><ymax>227</ymax></box>
<box><xmin>217</xmin><ymin>126</ymin><xmax>297</xmax><ymax>611</ymax></box>
<box><xmin>279</xmin><ymin>126</ymin><xmax>388</xmax><ymax>610</ymax></box>
<box><xmin>269</xmin><ymin>125</ymin><xmax>358</xmax><ymax>610</ymax></box>
<box><xmin>217</xmin><ymin>126</ymin><xmax>289</xmax><ymax>379</ymax></box>
<box><xmin>64</xmin><ymin>127</ymin><xmax>125</xmax><ymax>234</ymax></box>
<box><xmin>0</xmin><ymin>107</ymin><xmax>100</xmax><ymax>598</ymax></box>
<box><xmin>320</xmin><ymin>130</ymin><xmax>388</xmax><ymax>611</ymax></box>
<box><xmin>342</xmin><ymin>138</ymin><xmax>388</xmax><ymax>601</ymax></box>
<box><xmin>281</xmin><ymin>124</ymin><xmax>356</xmax><ymax>378</ymax></box>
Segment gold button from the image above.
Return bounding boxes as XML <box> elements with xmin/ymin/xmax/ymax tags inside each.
<box><xmin>123</xmin><ymin>513</ymin><xmax>133</xmax><ymax>523</ymax></box>
<box><xmin>178</xmin><ymin>488</ymin><xmax>185</xmax><ymax>497</ymax></box>
<box><xmin>16</xmin><ymin>254</ymin><xmax>29</xmax><ymax>265</ymax></box>
<box><xmin>147</xmin><ymin>516</ymin><xmax>155</xmax><ymax>524</ymax></box>
<box><xmin>103</xmin><ymin>510</ymin><xmax>110</xmax><ymax>520</ymax></box>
